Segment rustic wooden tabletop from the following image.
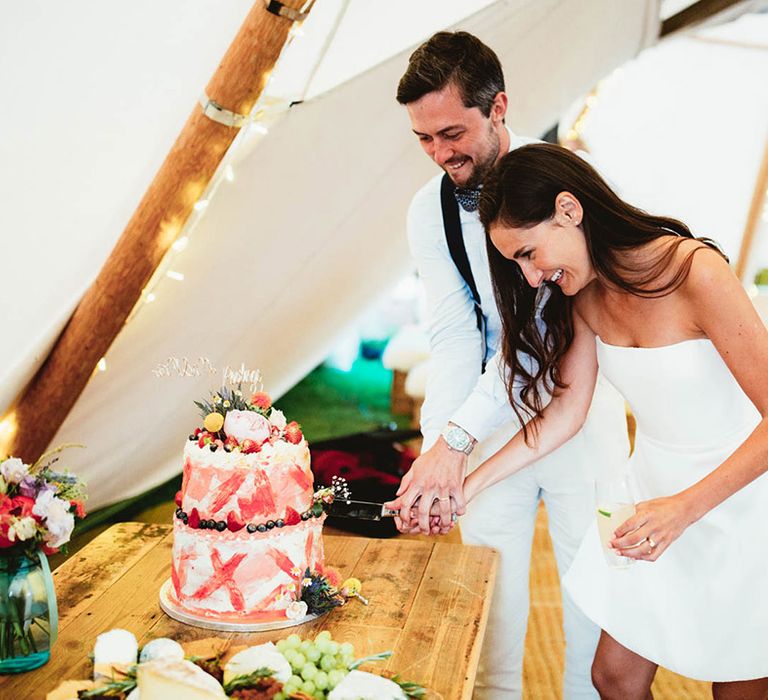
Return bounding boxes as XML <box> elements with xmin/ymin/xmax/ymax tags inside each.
<box><xmin>0</xmin><ymin>522</ymin><xmax>498</xmax><ymax>699</ymax></box>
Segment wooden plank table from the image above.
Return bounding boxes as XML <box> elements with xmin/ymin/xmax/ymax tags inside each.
<box><xmin>0</xmin><ymin>522</ymin><xmax>498</xmax><ymax>699</ymax></box>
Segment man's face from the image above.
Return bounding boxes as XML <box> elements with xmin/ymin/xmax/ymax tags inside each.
<box><xmin>407</xmin><ymin>82</ymin><xmax>506</xmax><ymax>189</ymax></box>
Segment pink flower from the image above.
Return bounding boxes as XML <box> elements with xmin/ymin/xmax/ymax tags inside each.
<box><xmin>250</xmin><ymin>392</ymin><xmax>272</xmax><ymax>410</ymax></box>
<box><xmin>0</xmin><ymin>516</ymin><xmax>14</xmax><ymax>549</ymax></box>
<box><xmin>70</xmin><ymin>500</ymin><xmax>86</xmax><ymax>519</ymax></box>
<box><xmin>11</xmin><ymin>496</ymin><xmax>35</xmax><ymax>518</ymax></box>
<box><xmin>223</xmin><ymin>410</ymin><xmax>271</xmax><ymax>445</ymax></box>
<box><xmin>0</xmin><ymin>494</ymin><xmax>13</xmax><ymax>515</ymax></box>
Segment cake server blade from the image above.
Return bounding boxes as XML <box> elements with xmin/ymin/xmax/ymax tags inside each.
<box><xmin>327</xmin><ymin>499</ymin><xmax>455</xmax><ymax>521</ymax></box>
<box><xmin>327</xmin><ymin>499</ymin><xmax>397</xmax><ymax>521</ymax></box>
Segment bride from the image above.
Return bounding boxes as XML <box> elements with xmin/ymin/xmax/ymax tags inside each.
<box><xmin>462</xmin><ymin>143</ymin><xmax>768</xmax><ymax>699</ymax></box>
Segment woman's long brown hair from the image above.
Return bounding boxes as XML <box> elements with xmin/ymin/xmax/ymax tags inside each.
<box><xmin>478</xmin><ymin>143</ymin><xmax>725</xmax><ymax>440</ymax></box>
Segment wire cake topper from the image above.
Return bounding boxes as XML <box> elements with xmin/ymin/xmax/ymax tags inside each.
<box><xmin>152</xmin><ymin>357</ymin><xmax>263</xmax><ymax>393</ymax></box>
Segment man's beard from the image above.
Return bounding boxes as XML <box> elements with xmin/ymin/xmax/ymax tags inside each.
<box><xmin>449</xmin><ymin>127</ymin><xmax>501</xmax><ymax>189</ymax></box>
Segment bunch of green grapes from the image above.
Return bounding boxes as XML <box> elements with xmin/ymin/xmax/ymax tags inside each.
<box><xmin>274</xmin><ymin>631</ymin><xmax>355</xmax><ymax>699</ymax></box>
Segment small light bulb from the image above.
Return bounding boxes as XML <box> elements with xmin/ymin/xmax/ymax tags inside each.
<box><xmin>172</xmin><ymin>236</ymin><xmax>189</xmax><ymax>252</ymax></box>
<box><xmin>146</xmin><ymin>293</ymin><xmax>156</xmax><ymax>303</ymax></box>
<box><xmin>193</xmin><ymin>200</ymin><xmax>209</xmax><ymax>212</ymax></box>
<box><xmin>166</xmin><ymin>271</ymin><xmax>184</xmax><ymax>282</ymax></box>
<box><xmin>97</xmin><ymin>358</ymin><xmax>107</xmax><ymax>372</ymax></box>
<box><xmin>225</xmin><ymin>166</ymin><xmax>235</xmax><ymax>182</ymax></box>
<box><xmin>252</xmin><ymin>123</ymin><xmax>269</xmax><ymax>135</ymax></box>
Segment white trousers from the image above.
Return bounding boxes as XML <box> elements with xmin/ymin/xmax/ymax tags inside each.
<box><xmin>464</xmin><ymin>376</ymin><xmax>629</xmax><ymax>700</ymax></box>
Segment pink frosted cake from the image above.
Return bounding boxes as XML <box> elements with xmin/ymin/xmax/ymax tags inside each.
<box><xmin>168</xmin><ymin>387</ymin><xmax>326</xmax><ymax>623</ymax></box>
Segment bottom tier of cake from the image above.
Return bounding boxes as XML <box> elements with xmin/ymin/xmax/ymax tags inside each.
<box><xmin>170</xmin><ymin>516</ymin><xmax>325</xmax><ymax>623</ymax></box>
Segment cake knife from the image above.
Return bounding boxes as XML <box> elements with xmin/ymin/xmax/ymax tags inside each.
<box><xmin>328</xmin><ymin>499</ymin><xmax>457</xmax><ymax>522</ymax></box>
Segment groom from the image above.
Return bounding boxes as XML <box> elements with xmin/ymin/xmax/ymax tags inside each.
<box><xmin>386</xmin><ymin>31</ymin><xmax>628</xmax><ymax>699</ymax></box>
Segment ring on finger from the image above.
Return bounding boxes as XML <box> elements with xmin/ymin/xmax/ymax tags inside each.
<box><xmin>647</xmin><ymin>536</ymin><xmax>657</xmax><ymax>549</ymax></box>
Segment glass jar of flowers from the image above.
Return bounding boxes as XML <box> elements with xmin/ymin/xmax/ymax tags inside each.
<box><xmin>0</xmin><ymin>446</ymin><xmax>86</xmax><ymax>673</ymax></box>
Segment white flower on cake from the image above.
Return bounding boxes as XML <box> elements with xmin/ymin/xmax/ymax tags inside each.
<box><xmin>327</xmin><ymin>670</ymin><xmax>407</xmax><ymax>700</ymax></box>
<box><xmin>0</xmin><ymin>457</ymin><xmax>29</xmax><ymax>484</ymax></box>
<box><xmin>268</xmin><ymin>408</ymin><xmax>287</xmax><ymax>430</ymax></box>
<box><xmin>223</xmin><ymin>642</ymin><xmax>292</xmax><ymax>684</ymax></box>
<box><xmin>32</xmin><ymin>490</ymin><xmax>76</xmax><ymax>548</ymax></box>
<box><xmin>8</xmin><ymin>516</ymin><xmax>37</xmax><ymax>542</ymax></box>
<box><xmin>222</xmin><ymin>409</ymin><xmax>271</xmax><ymax>444</ymax></box>
<box><xmin>285</xmin><ymin>600</ymin><xmax>308</xmax><ymax>620</ymax></box>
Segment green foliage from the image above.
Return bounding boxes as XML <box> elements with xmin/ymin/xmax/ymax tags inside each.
<box><xmin>195</xmin><ymin>384</ymin><xmax>268</xmax><ymax>421</ymax></box>
<box><xmin>39</xmin><ymin>468</ymin><xmax>87</xmax><ymax>502</ymax></box>
<box><xmin>222</xmin><ymin>667</ymin><xmax>275</xmax><ymax>693</ymax></box>
<box><xmin>348</xmin><ymin>650</ymin><xmax>392</xmax><ymax>670</ymax></box>
<box><xmin>78</xmin><ymin>672</ymin><xmax>137</xmax><ymax>698</ymax></box>
<box><xmin>300</xmin><ymin>569</ymin><xmax>344</xmax><ymax>615</ymax></box>
<box><xmin>391</xmin><ymin>675</ymin><xmax>427</xmax><ymax>698</ymax></box>
<box><xmin>29</xmin><ymin>443</ymin><xmax>84</xmax><ymax>475</ymax></box>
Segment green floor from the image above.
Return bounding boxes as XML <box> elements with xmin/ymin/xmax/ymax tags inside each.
<box><xmin>52</xmin><ymin>356</ymin><xmax>408</xmax><ymax>568</ymax></box>
<box><xmin>277</xmin><ymin>356</ymin><xmax>409</xmax><ymax>442</ymax></box>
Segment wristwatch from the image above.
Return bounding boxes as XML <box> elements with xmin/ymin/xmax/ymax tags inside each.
<box><xmin>441</xmin><ymin>424</ymin><xmax>475</xmax><ymax>455</ymax></box>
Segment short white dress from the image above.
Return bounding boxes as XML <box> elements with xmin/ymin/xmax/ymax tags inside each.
<box><xmin>564</xmin><ymin>337</ymin><xmax>768</xmax><ymax>681</ymax></box>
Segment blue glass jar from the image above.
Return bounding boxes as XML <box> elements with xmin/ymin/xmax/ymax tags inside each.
<box><xmin>0</xmin><ymin>551</ymin><xmax>58</xmax><ymax>673</ymax></box>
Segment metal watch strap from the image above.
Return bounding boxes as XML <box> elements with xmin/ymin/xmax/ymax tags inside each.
<box><xmin>442</xmin><ymin>425</ymin><xmax>473</xmax><ymax>455</ymax></box>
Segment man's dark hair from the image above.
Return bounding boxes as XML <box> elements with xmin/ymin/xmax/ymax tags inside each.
<box><xmin>396</xmin><ymin>31</ymin><xmax>505</xmax><ymax>116</ymax></box>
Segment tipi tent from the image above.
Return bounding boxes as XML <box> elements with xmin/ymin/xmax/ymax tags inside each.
<box><xmin>1</xmin><ymin>0</ymin><xmax>658</xmax><ymax>509</ymax></box>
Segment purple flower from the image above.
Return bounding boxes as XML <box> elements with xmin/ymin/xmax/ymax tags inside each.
<box><xmin>18</xmin><ymin>475</ymin><xmax>39</xmax><ymax>498</ymax></box>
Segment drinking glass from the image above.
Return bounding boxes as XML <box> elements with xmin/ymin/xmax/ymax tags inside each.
<box><xmin>595</xmin><ymin>474</ymin><xmax>636</xmax><ymax>569</ymax></box>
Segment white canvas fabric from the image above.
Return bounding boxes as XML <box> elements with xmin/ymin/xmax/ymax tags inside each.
<box><xmin>1</xmin><ymin>0</ymin><xmax>656</xmax><ymax>508</ymax></box>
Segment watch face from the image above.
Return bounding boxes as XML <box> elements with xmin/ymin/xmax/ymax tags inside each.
<box><xmin>446</xmin><ymin>427</ymin><xmax>470</xmax><ymax>451</ymax></box>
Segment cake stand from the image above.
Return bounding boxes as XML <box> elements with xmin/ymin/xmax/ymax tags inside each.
<box><xmin>159</xmin><ymin>579</ymin><xmax>325</xmax><ymax>632</ymax></box>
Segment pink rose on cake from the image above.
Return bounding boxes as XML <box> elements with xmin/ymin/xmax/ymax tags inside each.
<box><xmin>223</xmin><ymin>410</ymin><xmax>271</xmax><ymax>445</ymax></box>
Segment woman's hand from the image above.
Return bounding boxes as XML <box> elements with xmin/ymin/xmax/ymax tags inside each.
<box><xmin>610</xmin><ymin>494</ymin><xmax>697</xmax><ymax>562</ymax></box>
<box><xmin>385</xmin><ymin>439</ymin><xmax>468</xmax><ymax>535</ymax></box>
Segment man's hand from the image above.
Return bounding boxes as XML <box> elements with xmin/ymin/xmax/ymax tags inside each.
<box><xmin>384</xmin><ymin>438</ymin><xmax>469</xmax><ymax>535</ymax></box>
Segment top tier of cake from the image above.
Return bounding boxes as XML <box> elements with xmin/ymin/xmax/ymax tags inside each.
<box><xmin>181</xmin><ymin>439</ymin><xmax>313</xmax><ymax>524</ymax></box>
<box><xmin>177</xmin><ymin>386</ymin><xmax>316</xmax><ymax>529</ymax></box>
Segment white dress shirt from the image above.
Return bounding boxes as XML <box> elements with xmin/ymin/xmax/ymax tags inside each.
<box><xmin>407</xmin><ymin>129</ymin><xmax>538</xmax><ymax>450</ymax></box>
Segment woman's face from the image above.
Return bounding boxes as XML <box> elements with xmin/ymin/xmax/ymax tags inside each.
<box><xmin>489</xmin><ymin>193</ymin><xmax>595</xmax><ymax>296</ymax></box>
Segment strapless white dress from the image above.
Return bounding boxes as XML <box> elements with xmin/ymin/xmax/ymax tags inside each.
<box><xmin>563</xmin><ymin>337</ymin><xmax>768</xmax><ymax>681</ymax></box>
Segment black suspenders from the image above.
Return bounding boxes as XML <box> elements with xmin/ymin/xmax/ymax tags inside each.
<box><xmin>439</xmin><ymin>173</ymin><xmax>488</xmax><ymax>372</ymax></box>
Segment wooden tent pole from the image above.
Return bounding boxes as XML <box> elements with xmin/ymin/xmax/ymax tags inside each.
<box><xmin>660</xmin><ymin>0</ymin><xmax>741</xmax><ymax>36</ymax></box>
<box><xmin>5</xmin><ymin>0</ymin><xmax>311</xmax><ymax>462</ymax></box>
<box><xmin>735</xmin><ymin>136</ymin><xmax>768</xmax><ymax>281</ymax></box>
